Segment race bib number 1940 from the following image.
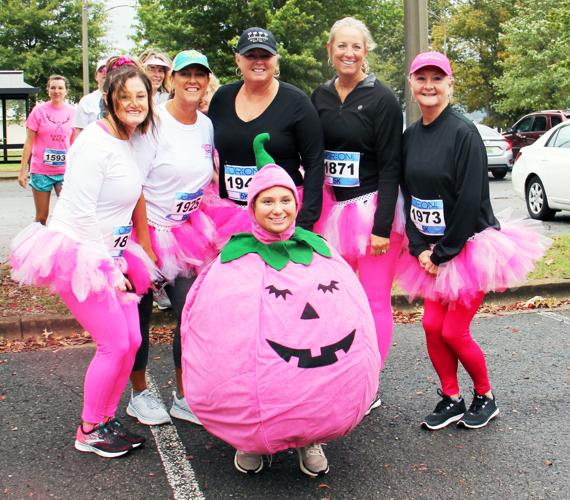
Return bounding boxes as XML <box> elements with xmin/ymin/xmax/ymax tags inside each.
<box><xmin>224</xmin><ymin>165</ymin><xmax>257</xmax><ymax>201</ymax></box>
<box><xmin>410</xmin><ymin>196</ymin><xmax>446</xmax><ymax>236</ymax></box>
<box><xmin>324</xmin><ymin>150</ymin><xmax>360</xmax><ymax>187</ymax></box>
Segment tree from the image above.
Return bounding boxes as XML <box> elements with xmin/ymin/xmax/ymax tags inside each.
<box><xmin>133</xmin><ymin>0</ymin><xmax>404</xmax><ymax>100</ymax></box>
<box><xmin>430</xmin><ymin>0</ymin><xmax>517</xmax><ymax>126</ymax></box>
<box><xmin>0</xmin><ymin>0</ymin><xmax>107</xmax><ymax>102</ymax></box>
<box><xmin>494</xmin><ymin>0</ymin><xmax>570</xmax><ymax>122</ymax></box>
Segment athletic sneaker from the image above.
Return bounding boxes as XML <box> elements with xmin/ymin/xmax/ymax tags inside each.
<box><xmin>127</xmin><ymin>389</ymin><xmax>172</xmax><ymax>426</ymax></box>
<box><xmin>169</xmin><ymin>391</ymin><xmax>202</xmax><ymax>425</ymax></box>
<box><xmin>153</xmin><ymin>288</ymin><xmax>172</xmax><ymax>311</ymax></box>
<box><xmin>74</xmin><ymin>423</ymin><xmax>131</xmax><ymax>458</ymax></box>
<box><xmin>365</xmin><ymin>394</ymin><xmax>382</xmax><ymax>416</ymax></box>
<box><xmin>107</xmin><ymin>418</ymin><xmax>146</xmax><ymax>448</ymax></box>
<box><xmin>458</xmin><ymin>391</ymin><xmax>499</xmax><ymax>429</ymax></box>
<box><xmin>421</xmin><ymin>389</ymin><xmax>466</xmax><ymax>430</ymax></box>
<box><xmin>297</xmin><ymin>444</ymin><xmax>329</xmax><ymax>477</ymax></box>
<box><xmin>234</xmin><ymin>450</ymin><xmax>264</xmax><ymax>474</ymax></box>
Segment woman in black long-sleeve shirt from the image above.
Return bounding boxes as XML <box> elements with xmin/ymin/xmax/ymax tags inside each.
<box><xmin>312</xmin><ymin>18</ymin><xmax>404</xmax><ymax>397</ymax></box>
<box><xmin>399</xmin><ymin>51</ymin><xmax>549</xmax><ymax>431</ymax></box>
<box><xmin>204</xmin><ymin>27</ymin><xmax>324</xmax><ymax>246</ymax></box>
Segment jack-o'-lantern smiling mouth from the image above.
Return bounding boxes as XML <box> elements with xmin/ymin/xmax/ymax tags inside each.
<box><xmin>266</xmin><ymin>330</ymin><xmax>355</xmax><ymax>368</ymax></box>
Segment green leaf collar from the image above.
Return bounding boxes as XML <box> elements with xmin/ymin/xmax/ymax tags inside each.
<box><xmin>220</xmin><ymin>227</ymin><xmax>332</xmax><ymax>270</ymax></box>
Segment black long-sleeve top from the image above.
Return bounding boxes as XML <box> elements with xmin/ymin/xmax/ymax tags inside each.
<box><xmin>311</xmin><ymin>74</ymin><xmax>403</xmax><ymax>238</ymax></box>
<box><xmin>402</xmin><ymin>105</ymin><xmax>499</xmax><ymax>265</ymax></box>
<box><xmin>208</xmin><ymin>80</ymin><xmax>324</xmax><ymax>230</ymax></box>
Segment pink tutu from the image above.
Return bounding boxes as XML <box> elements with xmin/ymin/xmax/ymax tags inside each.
<box><xmin>144</xmin><ymin>210</ymin><xmax>218</xmax><ymax>282</ymax></box>
<box><xmin>396</xmin><ymin>216</ymin><xmax>552</xmax><ymax>306</ymax></box>
<box><xmin>10</xmin><ymin>223</ymin><xmax>156</xmax><ymax>305</ymax></box>
<box><xmin>202</xmin><ymin>184</ymin><xmax>304</xmax><ymax>250</ymax></box>
<box><xmin>314</xmin><ymin>187</ymin><xmax>406</xmax><ymax>267</ymax></box>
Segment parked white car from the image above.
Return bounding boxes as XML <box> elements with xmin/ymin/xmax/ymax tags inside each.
<box><xmin>475</xmin><ymin>123</ymin><xmax>513</xmax><ymax>179</ymax></box>
<box><xmin>511</xmin><ymin>120</ymin><xmax>570</xmax><ymax>220</ymax></box>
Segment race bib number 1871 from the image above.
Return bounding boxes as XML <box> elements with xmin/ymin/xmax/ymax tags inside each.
<box><xmin>324</xmin><ymin>150</ymin><xmax>360</xmax><ymax>187</ymax></box>
<box><xmin>410</xmin><ymin>196</ymin><xmax>446</xmax><ymax>236</ymax></box>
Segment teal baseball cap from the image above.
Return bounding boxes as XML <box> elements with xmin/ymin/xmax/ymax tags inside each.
<box><xmin>171</xmin><ymin>50</ymin><xmax>211</xmax><ymax>73</ymax></box>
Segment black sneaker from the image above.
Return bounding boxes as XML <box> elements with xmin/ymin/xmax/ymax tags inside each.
<box><xmin>74</xmin><ymin>422</ymin><xmax>131</xmax><ymax>458</ymax></box>
<box><xmin>108</xmin><ymin>418</ymin><xmax>146</xmax><ymax>448</ymax></box>
<box><xmin>421</xmin><ymin>389</ymin><xmax>466</xmax><ymax>430</ymax></box>
<box><xmin>458</xmin><ymin>391</ymin><xmax>499</xmax><ymax>429</ymax></box>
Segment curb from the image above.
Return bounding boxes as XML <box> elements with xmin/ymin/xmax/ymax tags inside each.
<box><xmin>2</xmin><ymin>278</ymin><xmax>569</xmax><ymax>341</ymax></box>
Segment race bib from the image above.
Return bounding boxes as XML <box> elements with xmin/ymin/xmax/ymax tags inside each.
<box><xmin>410</xmin><ymin>197</ymin><xmax>446</xmax><ymax>236</ymax></box>
<box><xmin>167</xmin><ymin>190</ymin><xmax>203</xmax><ymax>222</ymax></box>
<box><xmin>324</xmin><ymin>150</ymin><xmax>360</xmax><ymax>187</ymax></box>
<box><xmin>43</xmin><ymin>149</ymin><xmax>66</xmax><ymax>167</ymax></box>
<box><xmin>224</xmin><ymin>165</ymin><xmax>257</xmax><ymax>201</ymax></box>
<box><xmin>109</xmin><ymin>224</ymin><xmax>132</xmax><ymax>258</ymax></box>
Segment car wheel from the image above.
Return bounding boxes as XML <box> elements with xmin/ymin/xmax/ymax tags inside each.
<box><xmin>526</xmin><ymin>176</ymin><xmax>555</xmax><ymax>220</ymax></box>
<box><xmin>492</xmin><ymin>170</ymin><xmax>507</xmax><ymax>179</ymax></box>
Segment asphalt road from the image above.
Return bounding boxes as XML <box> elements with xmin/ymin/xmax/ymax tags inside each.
<box><xmin>1</xmin><ymin>308</ymin><xmax>569</xmax><ymax>499</ymax></box>
<box><xmin>1</xmin><ymin>172</ymin><xmax>569</xmax><ymax>262</ymax></box>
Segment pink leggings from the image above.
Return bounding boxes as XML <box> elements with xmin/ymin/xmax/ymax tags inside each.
<box><xmin>422</xmin><ymin>292</ymin><xmax>491</xmax><ymax>396</ymax></box>
<box><xmin>357</xmin><ymin>231</ymin><xmax>404</xmax><ymax>368</ymax></box>
<box><xmin>59</xmin><ymin>291</ymin><xmax>141</xmax><ymax>423</ymax></box>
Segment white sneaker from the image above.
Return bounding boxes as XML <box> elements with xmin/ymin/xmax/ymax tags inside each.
<box><xmin>297</xmin><ymin>444</ymin><xmax>329</xmax><ymax>477</ymax></box>
<box><xmin>126</xmin><ymin>389</ymin><xmax>172</xmax><ymax>425</ymax></box>
<box><xmin>153</xmin><ymin>288</ymin><xmax>172</xmax><ymax>310</ymax></box>
<box><xmin>365</xmin><ymin>394</ymin><xmax>382</xmax><ymax>416</ymax></box>
<box><xmin>169</xmin><ymin>391</ymin><xmax>202</xmax><ymax>425</ymax></box>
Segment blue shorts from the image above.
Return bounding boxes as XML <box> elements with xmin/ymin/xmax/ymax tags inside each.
<box><xmin>29</xmin><ymin>173</ymin><xmax>64</xmax><ymax>193</ymax></box>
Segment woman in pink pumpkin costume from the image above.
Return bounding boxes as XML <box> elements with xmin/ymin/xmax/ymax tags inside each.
<box><xmin>312</xmin><ymin>18</ymin><xmax>405</xmax><ymax>405</ymax></box>
<box><xmin>10</xmin><ymin>63</ymin><xmax>157</xmax><ymax>458</ymax></box>
<box><xmin>181</xmin><ymin>134</ymin><xmax>379</xmax><ymax>477</ymax></box>
<box><xmin>399</xmin><ymin>52</ymin><xmax>551</xmax><ymax>431</ymax></box>
<box><xmin>126</xmin><ymin>50</ymin><xmax>217</xmax><ymax>427</ymax></box>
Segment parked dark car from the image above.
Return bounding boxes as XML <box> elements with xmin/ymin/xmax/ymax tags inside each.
<box><xmin>503</xmin><ymin>110</ymin><xmax>570</xmax><ymax>158</ymax></box>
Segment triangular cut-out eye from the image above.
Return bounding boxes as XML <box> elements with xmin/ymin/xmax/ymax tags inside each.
<box><xmin>318</xmin><ymin>280</ymin><xmax>339</xmax><ymax>293</ymax></box>
<box><xmin>266</xmin><ymin>285</ymin><xmax>292</xmax><ymax>300</ymax></box>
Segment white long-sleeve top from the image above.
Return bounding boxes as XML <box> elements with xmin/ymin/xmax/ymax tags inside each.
<box><xmin>133</xmin><ymin>104</ymin><xmax>214</xmax><ymax>228</ymax></box>
<box><xmin>49</xmin><ymin>122</ymin><xmax>143</xmax><ymax>259</ymax></box>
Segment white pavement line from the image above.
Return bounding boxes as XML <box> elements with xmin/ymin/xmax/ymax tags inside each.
<box><xmin>537</xmin><ymin>311</ymin><xmax>570</xmax><ymax>325</ymax></box>
<box><xmin>147</xmin><ymin>375</ymin><xmax>205</xmax><ymax>500</ymax></box>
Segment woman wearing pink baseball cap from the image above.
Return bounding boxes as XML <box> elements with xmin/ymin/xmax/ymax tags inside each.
<box><xmin>398</xmin><ymin>51</ymin><xmax>550</xmax><ymax>430</ymax></box>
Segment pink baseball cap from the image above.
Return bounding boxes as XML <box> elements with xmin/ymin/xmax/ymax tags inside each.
<box><xmin>409</xmin><ymin>51</ymin><xmax>452</xmax><ymax>76</ymax></box>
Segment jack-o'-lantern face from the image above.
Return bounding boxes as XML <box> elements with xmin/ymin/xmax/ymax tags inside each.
<box><xmin>264</xmin><ymin>278</ymin><xmax>356</xmax><ymax>368</ymax></box>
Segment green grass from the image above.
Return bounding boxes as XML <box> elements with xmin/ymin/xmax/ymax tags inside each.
<box><xmin>528</xmin><ymin>234</ymin><xmax>570</xmax><ymax>280</ymax></box>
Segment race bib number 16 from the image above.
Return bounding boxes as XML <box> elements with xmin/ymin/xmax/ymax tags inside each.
<box><xmin>410</xmin><ymin>196</ymin><xmax>446</xmax><ymax>236</ymax></box>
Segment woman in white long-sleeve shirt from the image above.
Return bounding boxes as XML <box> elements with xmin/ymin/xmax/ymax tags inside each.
<box><xmin>10</xmin><ymin>61</ymin><xmax>157</xmax><ymax>459</ymax></box>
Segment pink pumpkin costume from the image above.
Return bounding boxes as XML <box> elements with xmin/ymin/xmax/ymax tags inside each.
<box><xmin>181</xmin><ymin>137</ymin><xmax>380</xmax><ymax>454</ymax></box>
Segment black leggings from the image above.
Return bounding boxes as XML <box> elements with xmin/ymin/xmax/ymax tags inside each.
<box><xmin>132</xmin><ymin>275</ymin><xmax>195</xmax><ymax>371</ymax></box>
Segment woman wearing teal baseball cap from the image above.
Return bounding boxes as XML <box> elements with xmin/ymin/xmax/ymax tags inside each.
<box><xmin>127</xmin><ymin>50</ymin><xmax>217</xmax><ymax>427</ymax></box>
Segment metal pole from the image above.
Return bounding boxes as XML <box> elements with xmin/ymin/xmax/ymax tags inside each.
<box><xmin>404</xmin><ymin>0</ymin><xmax>429</xmax><ymax>126</ymax></box>
<box><xmin>82</xmin><ymin>0</ymin><xmax>90</xmax><ymax>96</ymax></box>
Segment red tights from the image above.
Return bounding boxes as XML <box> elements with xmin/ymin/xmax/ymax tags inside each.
<box><xmin>422</xmin><ymin>292</ymin><xmax>491</xmax><ymax>396</ymax></box>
